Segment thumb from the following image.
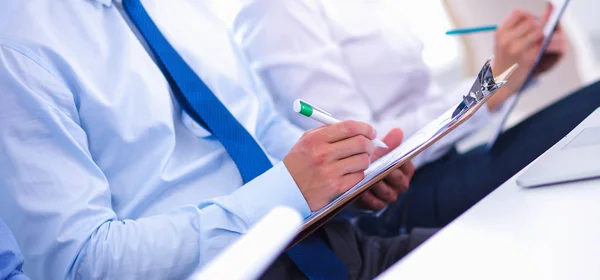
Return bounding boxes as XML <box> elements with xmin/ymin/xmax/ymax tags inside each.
<box><xmin>373</xmin><ymin>128</ymin><xmax>404</xmax><ymax>160</ymax></box>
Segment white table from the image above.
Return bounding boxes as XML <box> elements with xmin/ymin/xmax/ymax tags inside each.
<box><xmin>378</xmin><ymin>130</ymin><xmax>600</xmax><ymax>279</ymax></box>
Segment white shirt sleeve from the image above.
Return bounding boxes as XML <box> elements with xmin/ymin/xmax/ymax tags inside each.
<box><xmin>232</xmin><ymin>0</ymin><xmax>493</xmax><ymax>168</ymax></box>
<box><xmin>234</xmin><ymin>0</ymin><xmax>378</xmax><ymax>130</ymax></box>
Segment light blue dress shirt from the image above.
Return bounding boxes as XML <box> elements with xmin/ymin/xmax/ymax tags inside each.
<box><xmin>0</xmin><ymin>0</ymin><xmax>310</xmax><ymax>279</ymax></box>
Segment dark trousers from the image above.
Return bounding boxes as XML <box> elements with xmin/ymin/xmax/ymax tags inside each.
<box><xmin>262</xmin><ymin>220</ymin><xmax>437</xmax><ymax>280</ymax></box>
<box><xmin>360</xmin><ymin>80</ymin><xmax>600</xmax><ymax>234</ymax></box>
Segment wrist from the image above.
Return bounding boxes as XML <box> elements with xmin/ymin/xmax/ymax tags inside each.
<box><xmin>231</xmin><ymin>162</ymin><xmax>312</xmax><ymax>225</ymax></box>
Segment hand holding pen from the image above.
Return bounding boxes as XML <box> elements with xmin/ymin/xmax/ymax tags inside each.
<box><xmin>293</xmin><ymin>99</ymin><xmax>388</xmax><ymax>149</ymax></box>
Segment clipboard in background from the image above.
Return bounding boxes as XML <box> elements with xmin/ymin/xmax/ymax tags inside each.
<box><xmin>288</xmin><ymin>58</ymin><xmax>519</xmax><ymax>248</ymax></box>
<box><xmin>487</xmin><ymin>0</ymin><xmax>571</xmax><ymax>148</ymax></box>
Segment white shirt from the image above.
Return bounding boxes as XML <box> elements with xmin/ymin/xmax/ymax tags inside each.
<box><xmin>232</xmin><ymin>0</ymin><xmax>493</xmax><ymax>167</ymax></box>
<box><xmin>0</xmin><ymin>0</ymin><xmax>310</xmax><ymax>279</ymax></box>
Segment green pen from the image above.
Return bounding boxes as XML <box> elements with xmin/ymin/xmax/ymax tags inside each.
<box><xmin>293</xmin><ymin>99</ymin><xmax>389</xmax><ymax>149</ymax></box>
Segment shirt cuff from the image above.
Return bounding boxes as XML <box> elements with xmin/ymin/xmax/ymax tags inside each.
<box><xmin>231</xmin><ymin>162</ymin><xmax>311</xmax><ymax>226</ymax></box>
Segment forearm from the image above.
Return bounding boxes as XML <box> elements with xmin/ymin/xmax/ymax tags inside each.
<box><xmin>198</xmin><ymin>162</ymin><xmax>311</xmax><ymax>266</ymax></box>
<box><xmin>2</xmin><ymin>162</ymin><xmax>309</xmax><ymax>279</ymax></box>
<box><xmin>234</xmin><ymin>0</ymin><xmax>375</xmax><ymax>133</ymax></box>
<box><xmin>0</xmin><ymin>45</ymin><xmax>311</xmax><ymax>279</ymax></box>
<box><xmin>70</xmin><ymin>208</ymin><xmax>203</xmax><ymax>279</ymax></box>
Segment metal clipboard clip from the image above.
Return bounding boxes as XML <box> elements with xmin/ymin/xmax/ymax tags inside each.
<box><xmin>452</xmin><ymin>57</ymin><xmax>519</xmax><ymax>119</ymax></box>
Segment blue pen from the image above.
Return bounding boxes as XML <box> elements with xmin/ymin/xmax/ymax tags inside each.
<box><xmin>446</xmin><ymin>25</ymin><xmax>498</xmax><ymax>35</ymax></box>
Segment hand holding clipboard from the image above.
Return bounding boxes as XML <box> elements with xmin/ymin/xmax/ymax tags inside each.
<box><xmin>448</xmin><ymin>1</ymin><xmax>570</xmax><ymax>147</ymax></box>
<box><xmin>487</xmin><ymin>0</ymin><xmax>571</xmax><ymax>147</ymax></box>
<box><xmin>288</xmin><ymin>58</ymin><xmax>518</xmax><ymax>248</ymax></box>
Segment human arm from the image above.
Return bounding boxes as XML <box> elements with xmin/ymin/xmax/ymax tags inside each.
<box><xmin>232</xmin><ymin>0</ymin><xmax>497</xmax><ymax>168</ymax></box>
<box><xmin>487</xmin><ymin>5</ymin><xmax>568</xmax><ymax>111</ymax></box>
<box><xmin>0</xmin><ymin>43</ymin><xmax>385</xmax><ymax>279</ymax></box>
<box><xmin>233</xmin><ymin>0</ymin><xmax>419</xmax><ymax>134</ymax></box>
<box><xmin>0</xmin><ymin>45</ymin><xmax>311</xmax><ymax>280</ymax></box>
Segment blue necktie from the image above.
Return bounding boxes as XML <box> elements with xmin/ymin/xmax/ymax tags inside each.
<box><xmin>122</xmin><ymin>1</ymin><xmax>347</xmax><ymax>279</ymax></box>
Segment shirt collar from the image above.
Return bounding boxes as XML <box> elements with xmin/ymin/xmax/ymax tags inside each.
<box><xmin>91</xmin><ymin>0</ymin><xmax>113</xmax><ymax>7</ymax></box>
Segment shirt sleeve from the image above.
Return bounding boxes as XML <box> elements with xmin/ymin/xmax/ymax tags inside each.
<box><xmin>233</xmin><ymin>0</ymin><xmax>494</xmax><ymax>168</ymax></box>
<box><xmin>0</xmin><ymin>220</ymin><xmax>29</xmax><ymax>280</ymax></box>
<box><xmin>0</xmin><ymin>44</ymin><xmax>310</xmax><ymax>279</ymax></box>
<box><xmin>251</xmin><ymin>60</ymin><xmax>304</xmax><ymax>161</ymax></box>
<box><xmin>232</xmin><ymin>0</ymin><xmax>383</xmax><ymax>131</ymax></box>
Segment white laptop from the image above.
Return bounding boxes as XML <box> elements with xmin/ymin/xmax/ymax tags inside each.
<box><xmin>517</xmin><ymin>107</ymin><xmax>600</xmax><ymax>188</ymax></box>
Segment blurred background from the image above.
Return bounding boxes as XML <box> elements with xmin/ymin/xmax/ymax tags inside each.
<box><xmin>207</xmin><ymin>0</ymin><xmax>600</xmax><ymax>149</ymax></box>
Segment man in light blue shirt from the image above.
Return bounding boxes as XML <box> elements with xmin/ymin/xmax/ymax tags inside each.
<box><xmin>0</xmin><ymin>0</ymin><xmax>427</xmax><ymax>279</ymax></box>
<box><xmin>0</xmin><ymin>219</ymin><xmax>29</xmax><ymax>280</ymax></box>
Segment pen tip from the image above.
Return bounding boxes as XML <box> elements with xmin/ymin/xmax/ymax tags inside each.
<box><xmin>374</xmin><ymin>139</ymin><xmax>389</xmax><ymax>149</ymax></box>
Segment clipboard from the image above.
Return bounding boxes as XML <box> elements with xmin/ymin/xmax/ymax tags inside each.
<box><xmin>287</xmin><ymin>58</ymin><xmax>518</xmax><ymax>248</ymax></box>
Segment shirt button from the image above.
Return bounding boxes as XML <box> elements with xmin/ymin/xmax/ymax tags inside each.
<box><xmin>182</xmin><ymin>111</ymin><xmax>212</xmax><ymax>138</ymax></box>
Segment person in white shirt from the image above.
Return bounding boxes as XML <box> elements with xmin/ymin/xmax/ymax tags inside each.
<box><xmin>232</xmin><ymin>0</ymin><xmax>600</xmax><ymax>232</ymax></box>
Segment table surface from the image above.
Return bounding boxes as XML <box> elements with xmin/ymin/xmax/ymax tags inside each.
<box><xmin>377</xmin><ymin>116</ymin><xmax>600</xmax><ymax>280</ymax></box>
